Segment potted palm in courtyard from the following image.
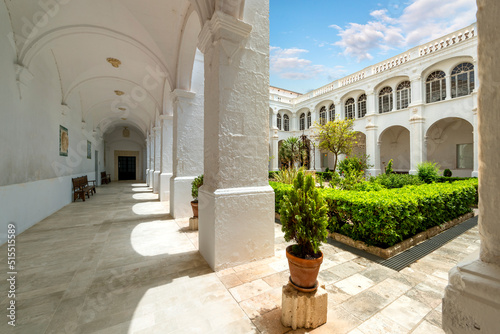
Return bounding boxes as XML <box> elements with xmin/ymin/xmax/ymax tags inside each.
<box><xmin>280</xmin><ymin>170</ymin><xmax>328</xmax><ymax>291</ymax></box>
<box><xmin>191</xmin><ymin>175</ymin><xmax>203</xmax><ymax>218</ymax></box>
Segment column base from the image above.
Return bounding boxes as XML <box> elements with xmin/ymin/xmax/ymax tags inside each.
<box><xmin>366</xmin><ymin>168</ymin><xmax>382</xmax><ymax>177</ymax></box>
<box><xmin>146</xmin><ymin>169</ymin><xmax>150</xmax><ymax>186</ymax></box>
<box><xmin>281</xmin><ymin>284</ymin><xmax>328</xmax><ymax>330</ymax></box>
<box><xmin>472</xmin><ymin>170</ymin><xmax>479</xmax><ymax>177</ymax></box>
<box><xmin>198</xmin><ymin>185</ymin><xmax>275</xmax><ymax>271</ymax></box>
<box><xmin>409</xmin><ymin>169</ymin><xmax>417</xmax><ymax>175</ymax></box>
<box><xmin>442</xmin><ymin>259</ymin><xmax>500</xmax><ymax>333</ymax></box>
<box><xmin>170</xmin><ymin>176</ymin><xmax>196</xmax><ymax>218</ymax></box>
<box><xmin>160</xmin><ymin>173</ymin><xmax>172</xmax><ymax>202</ymax></box>
<box><xmin>153</xmin><ymin>171</ymin><xmax>161</xmax><ymax>194</ymax></box>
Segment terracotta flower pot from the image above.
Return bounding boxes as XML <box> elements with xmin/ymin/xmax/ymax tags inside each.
<box><xmin>286</xmin><ymin>245</ymin><xmax>323</xmax><ymax>291</ymax></box>
<box><xmin>191</xmin><ymin>201</ymin><xmax>198</xmax><ymax>218</ymax></box>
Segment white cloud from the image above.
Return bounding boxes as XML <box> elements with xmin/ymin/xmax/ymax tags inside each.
<box><xmin>332</xmin><ymin>0</ymin><xmax>477</xmax><ymax>62</ymax></box>
<box><xmin>270</xmin><ymin>46</ymin><xmax>347</xmax><ymax>81</ymax></box>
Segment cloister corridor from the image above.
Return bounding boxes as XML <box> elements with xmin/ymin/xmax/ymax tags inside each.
<box><xmin>0</xmin><ymin>182</ymin><xmax>481</xmax><ymax>333</ymax></box>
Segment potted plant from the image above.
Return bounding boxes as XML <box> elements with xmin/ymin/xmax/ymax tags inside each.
<box><xmin>280</xmin><ymin>170</ymin><xmax>328</xmax><ymax>291</ymax></box>
<box><xmin>191</xmin><ymin>174</ymin><xmax>203</xmax><ymax>218</ymax></box>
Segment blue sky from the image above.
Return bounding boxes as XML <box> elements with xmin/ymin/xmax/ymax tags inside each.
<box><xmin>270</xmin><ymin>0</ymin><xmax>478</xmax><ymax>93</ymax></box>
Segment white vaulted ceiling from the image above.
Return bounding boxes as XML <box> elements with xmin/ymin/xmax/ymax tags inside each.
<box><xmin>6</xmin><ymin>0</ymin><xmax>207</xmax><ymax>136</ymax></box>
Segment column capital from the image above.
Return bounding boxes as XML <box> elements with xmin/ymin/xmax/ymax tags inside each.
<box><xmin>198</xmin><ymin>10</ymin><xmax>252</xmax><ymax>60</ymax></box>
<box><xmin>172</xmin><ymin>89</ymin><xmax>195</xmax><ymax>101</ymax></box>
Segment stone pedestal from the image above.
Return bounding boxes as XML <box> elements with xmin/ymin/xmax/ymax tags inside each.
<box><xmin>281</xmin><ymin>284</ymin><xmax>327</xmax><ymax>330</ymax></box>
<box><xmin>189</xmin><ymin>217</ymin><xmax>198</xmax><ymax>230</ymax></box>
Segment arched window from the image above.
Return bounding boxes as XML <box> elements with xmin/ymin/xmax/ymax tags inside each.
<box><xmin>319</xmin><ymin>106</ymin><xmax>327</xmax><ymax>125</ymax></box>
<box><xmin>345</xmin><ymin>98</ymin><xmax>355</xmax><ymax>119</ymax></box>
<box><xmin>379</xmin><ymin>87</ymin><xmax>393</xmax><ymax>113</ymax></box>
<box><xmin>426</xmin><ymin>71</ymin><xmax>446</xmax><ymax>103</ymax></box>
<box><xmin>396</xmin><ymin>81</ymin><xmax>411</xmax><ymax>110</ymax></box>
<box><xmin>329</xmin><ymin>103</ymin><xmax>335</xmax><ymax>122</ymax></box>
<box><xmin>358</xmin><ymin>94</ymin><xmax>367</xmax><ymax>118</ymax></box>
<box><xmin>299</xmin><ymin>113</ymin><xmax>305</xmax><ymax>130</ymax></box>
<box><xmin>451</xmin><ymin>63</ymin><xmax>474</xmax><ymax>98</ymax></box>
<box><xmin>307</xmin><ymin>112</ymin><xmax>311</xmax><ymax>128</ymax></box>
<box><xmin>283</xmin><ymin>114</ymin><xmax>290</xmax><ymax>131</ymax></box>
<box><xmin>277</xmin><ymin>113</ymin><xmax>282</xmax><ymax>130</ymax></box>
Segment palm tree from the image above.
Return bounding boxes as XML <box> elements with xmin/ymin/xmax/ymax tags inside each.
<box><xmin>279</xmin><ymin>137</ymin><xmax>306</xmax><ymax>169</ymax></box>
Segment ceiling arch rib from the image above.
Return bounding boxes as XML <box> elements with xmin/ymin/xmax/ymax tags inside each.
<box><xmin>65</xmin><ymin>76</ymin><xmax>161</xmax><ymax>111</ymax></box>
<box><xmin>84</xmin><ymin>99</ymin><xmax>152</xmax><ymax>130</ymax></box>
<box><xmin>97</xmin><ymin>113</ymin><xmax>148</xmax><ymax>137</ymax></box>
<box><xmin>19</xmin><ymin>25</ymin><xmax>173</xmax><ymax>90</ymax></box>
<box><xmin>176</xmin><ymin>9</ymin><xmax>202</xmax><ymax>91</ymax></box>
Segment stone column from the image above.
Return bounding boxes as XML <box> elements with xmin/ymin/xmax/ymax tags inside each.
<box><xmin>365</xmin><ymin>117</ymin><xmax>381</xmax><ymax>176</ymax></box>
<box><xmin>410</xmin><ymin>76</ymin><xmax>423</xmax><ymax>105</ymax></box>
<box><xmin>314</xmin><ymin>143</ymin><xmax>321</xmax><ymax>171</ymax></box>
<box><xmin>365</xmin><ymin>93</ymin><xmax>375</xmax><ymax>115</ymax></box>
<box><xmin>153</xmin><ymin>126</ymin><xmax>161</xmax><ymax>193</ymax></box>
<box><xmin>472</xmin><ymin>108</ymin><xmax>479</xmax><ymax>177</ymax></box>
<box><xmin>197</xmin><ymin>8</ymin><xmax>274</xmax><ymax>270</ymax></box>
<box><xmin>443</xmin><ymin>1</ymin><xmax>500</xmax><ymax>332</ymax></box>
<box><xmin>160</xmin><ymin>115</ymin><xmax>173</xmax><ymax>201</ymax></box>
<box><xmin>271</xmin><ymin>129</ymin><xmax>279</xmax><ymax>171</ymax></box>
<box><xmin>409</xmin><ymin>108</ymin><xmax>426</xmax><ymax>175</ymax></box>
<box><xmin>445</xmin><ymin>74</ymin><xmax>452</xmax><ymax>100</ymax></box>
<box><xmin>149</xmin><ymin>133</ymin><xmax>154</xmax><ymax>187</ymax></box>
<box><xmin>392</xmin><ymin>89</ymin><xmax>397</xmax><ymax>112</ymax></box>
<box><xmin>145</xmin><ymin>136</ymin><xmax>150</xmax><ymax>186</ymax></box>
<box><xmin>169</xmin><ymin>89</ymin><xmax>204</xmax><ymax>218</ymax></box>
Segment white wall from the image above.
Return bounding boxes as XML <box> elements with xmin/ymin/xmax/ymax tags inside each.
<box><xmin>0</xmin><ymin>3</ymin><xmax>104</xmax><ymax>245</ymax></box>
<box><xmin>104</xmin><ymin>127</ymin><xmax>145</xmax><ymax>181</ymax></box>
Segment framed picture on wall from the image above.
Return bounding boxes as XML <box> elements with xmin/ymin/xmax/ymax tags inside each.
<box><xmin>87</xmin><ymin>140</ymin><xmax>92</xmax><ymax>159</ymax></box>
<box><xmin>59</xmin><ymin>125</ymin><xmax>68</xmax><ymax>156</ymax></box>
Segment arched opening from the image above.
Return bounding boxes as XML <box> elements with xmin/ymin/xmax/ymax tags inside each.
<box><xmin>426</xmin><ymin>117</ymin><xmax>474</xmax><ymax>177</ymax></box>
<box><xmin>379</xmin><ymin>126</ymin><xmax>410</xmax><ymax>173</ymax></box>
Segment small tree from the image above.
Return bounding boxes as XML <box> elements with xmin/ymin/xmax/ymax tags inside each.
<box><xmin>313</xmin><ymin>119</ymin><xmax>357</xmax><ymax>172</ymax></box>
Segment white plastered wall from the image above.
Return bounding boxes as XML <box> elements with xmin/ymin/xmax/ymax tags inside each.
<box><xmin>104</xmin><ymin>127</ymin><xmax>145</xmax><ymax>181</ymax></box>
<box><xmin>0</xmin><ymin>2</ymin><xmax>104</xmax><ymax>245</ymax></box>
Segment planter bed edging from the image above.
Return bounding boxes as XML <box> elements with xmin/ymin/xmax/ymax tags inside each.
<box><xmin>328</xmin><ymin>212</ymin><xmax>475</xmax><ymax>259</ymax></box>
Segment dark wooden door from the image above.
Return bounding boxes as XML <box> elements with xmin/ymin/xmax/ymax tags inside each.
<box><xmin>118</xmin><ymin>156</ymin><xmax>136</xmax><ymax>180</ymax></box>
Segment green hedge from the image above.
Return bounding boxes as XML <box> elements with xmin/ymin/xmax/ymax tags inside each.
<box><xmin>270</xmin><ymin>179</ymin><xmax>478</xmax><ymax>248</ymax></box>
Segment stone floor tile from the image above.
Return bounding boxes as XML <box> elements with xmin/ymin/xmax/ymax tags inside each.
<box><xmin>325</xmin><ymin>284</ymin><xmax>352</xmax><ymax>306</ymax></box>
<box><xmin>412</xmin><ymin>320</ymin><xmax>445</xmax><ymax>334</ymax></box>
<box><xmin>236</xmin><ymin>264</ymin><xmax>278</xmax><ymax>283</ymax></box>
<box><xmin>334</xmin><ymin>273</ymin><xmax>375</xmax><ymax>296</ymax></box>
<box><xmin>379</xmin><ymin>295</ymin><xmax>432</xmax><ymax>330</ymax></box>
<box><xmin>229</xmin><ymin>279</ymin><xmax>273</xmax><ymax>302</ymax></box>
<box><xmin>220</xmin><ymin>273</ymin><xmax>244</xmax><ymax>289</ymax></box>
<box><xmin>252</xmin><ymin>308</ymin><xmax>291</xmax><ymax>334</ymax></box>
<box><xmin>262</xmin><ymin>270</ymin><xmax>290</xmax><ymax>288</ymax></box>
<box><xmin>239</xmin><ymin>287</ymin><xmax>282</xmax><ymax>319</ymax></box>
<box><xmin>307</xmin><ymin>305</ymin><xmax>363</xmax><ymax>334</ymax></box>
<box><xmin>356</xmin><ymin>313</ymin><xmax>408</xmax><ymax>334</ymax></box>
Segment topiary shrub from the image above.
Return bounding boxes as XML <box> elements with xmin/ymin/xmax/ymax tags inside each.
<box><xmin>443</xmin><ymin>169</ymin><xmax>452</xmax><ymax>177</ymax></box>
<box><xmin>371</xmin><ymin>173</ymin><xmax>423</xmax><ymax>189</ymax></box>
<box><xmin>417</xmin><ymin>161</ymin><xmax>440</xmax><ymax>183</ymax></box>
<box><xmin>385</xmin><ymin>159</ymin><xmax>394</xmax><ymax>175</ymax></box>
<box><xmin>279</xmin><ymin>171</ymin><xmax>328</xmax><ymax>258</ymax></box>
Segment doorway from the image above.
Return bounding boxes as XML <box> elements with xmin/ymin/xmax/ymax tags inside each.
<box><xmin>118</xmin><ymin>156</ymin><xmax>136</xmax><ymax>180</ymax></box>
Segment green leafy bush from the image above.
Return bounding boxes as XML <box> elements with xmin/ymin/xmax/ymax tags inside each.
<box><xmin>269</xmin><ymin>171</ymin><xmax>279</xmax><ymax>180</ymax></box>
<box><xmin>370</xmin><ymin>173</ymin><xmax>423</xmax><ymax>189</ymax></box>
<box><xmin>443</xmin><ymin>169</ymin><xmax>452</xmax><ymax>177</ymax></box>
<box><xmin>279</xmin><ymin>171</ymin><xmax>328</xmax><ymax>258</ymax></box>
<box><xmin>338</xmin><ymin>155</ymin><xmax>372</xmax><ymax>175</ymax></box>
<box><xmin>191</xmin><ymin>175</ymin><xmax>204</xmax><ymax>202</ymax></box>
<box><xmin>274</xmin><ymin>167</ymin><xmax>305</xmax><ymax>184</ymax></box>
<box><xmin>417</xmin><ymin>161</ymin><xmax>440</xmax><ymax>183</ymax></box>
<box><xmin>271</xmin><ymin>179</ymin><xmax>478</xmax><ymax>248</ymax></box>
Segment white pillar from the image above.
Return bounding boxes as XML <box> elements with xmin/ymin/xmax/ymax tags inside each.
<box><xmin>365</xmin><ymin>118</ymin><xmax>381</xmax><ymax>176</ymax></box>
<box><xmin>472</xmin><ymin>108</ymin><xmax>479</xmax><ymax>177</ymax></box>
<box><xmin>365</xmin><ymin>93</ymin><xmax>375</xmax><ymax>115</ymax></box>
<box><xmin>149</xmin><ymin>133</ymin><xmax>154</xmax><ymax>187</ymax></box>
<box><xmin>160</xmin><ymin>115</ymin><xmax>173</xmax><ymax>202</ymax></box>
<box><xmin>443</xmin><ymin>1</ymin><xmax>500</xmax><ymax>331</ymax></box>
<box><xmin>409</xmin><ymin>108</ymin><xmax>426</xmax><ymax>174</ymax></box>
<box><xmin>153</xmin><ymin>126</ymin><xmax>161</xmax><ymax>193</ymax></box>
<box><xmin>445</xmin><ymin>74</ymin><xmax>452</xmax><ymax>100</ymax></box>
<box><xmin>197</xmin><ymin>9</ymin><xmax>274</xmax><ymax>271</ymax></box>
<box><xmin>145</xmin><ymin>136</ymin><xmax>150</xmax><ymax>186</ymax></box>
<box><xmin>272</xmin><ymin>130</ymin><xmax>279</xmax><ymax>171</ymax></box>
<box><xmin>169</xmin><ymin>89</ymin><xmax>204</xmax><ymax>218</ymax></box>
<box><xmin>410</xmin><ymin>76</ymin><xmax>423</xmax><ymax>105</ymax></box>
<box><xmin>314</xmin><ymin>144</ymin><xmax>321</xmax><ymax>171</ymax></box>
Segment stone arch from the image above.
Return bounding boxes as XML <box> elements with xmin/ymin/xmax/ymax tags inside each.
<box><xmin>379</xmin><ymin>126</ymin><xmax>410</xmax><ymax>172</ymax></box>
<box><xmin>426</xmin><ymin>117</ymin><xmax>474</xmax><ymax>177</ymax></box>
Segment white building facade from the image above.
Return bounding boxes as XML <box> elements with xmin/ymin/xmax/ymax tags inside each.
<box><xmin>270</xmin><ymin>24</ymin><xmax>478</xmax><ymax>178</ymax></box>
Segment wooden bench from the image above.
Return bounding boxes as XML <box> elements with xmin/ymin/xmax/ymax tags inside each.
<box><xmin>101</xmin><ymin>171</ymin><xmax>111</xmax><ymax>184</ymax></box>
<box><xmin>72</xmin><ymin>176</ymin><xmax>96</xmax><ymax>202</ymax></box>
